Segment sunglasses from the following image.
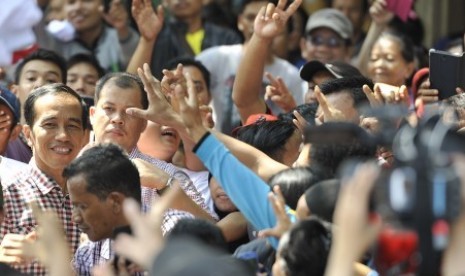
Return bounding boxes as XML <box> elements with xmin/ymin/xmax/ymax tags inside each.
<box><xmin>306</xmin><ymin>35</ymin><xmax>345</xmax><ymax>48</ymax></box>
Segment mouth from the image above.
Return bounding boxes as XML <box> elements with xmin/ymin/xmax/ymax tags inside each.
<box><xmin>70</xmin><ymin>14</ymin><xmax>86</xmax><ymax>24</ymax></box>
<box><xmin>51</xmin><ymin>146</ymin><xmax>72</xmax><ymax>155</ymax></box>
<box><xmin>161</xmin><ymin>128</ymin><xmax>177</xmax><ymax>139</ymax></box>
<box><xmin>107</xmin><ymin>128</ymin><xmax>125</xmax><ymax>136</ymax></box>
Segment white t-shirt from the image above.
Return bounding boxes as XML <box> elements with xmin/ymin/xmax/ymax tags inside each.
<box><xmin>0</xmin><ymin>156</ymin><xmax>29</xmax><ymax>185</ymax></box>
<box><xmin>197</xmin><ymin>44</ymin><xmax>305</xmax><ymax>134</ymax></box>
<box><xmin>181</xmin><ymin>168</ymin><xmax>214</xmax><ymax>215</ymax></box>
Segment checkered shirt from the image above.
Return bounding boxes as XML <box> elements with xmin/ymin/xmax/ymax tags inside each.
<box><xmin>129</xmin><ymin>148</ymin><xmax>218</xmax><ymax>234</ymax></box>
<box><xmin>73</xmin><ymin>239</ymin><xmax>146</xmax><ymax>276</ymax></box>
<box><xmin>0</xmin><ymin>161</ymin><xmax>80</xmax><ymax>276</ymax></box>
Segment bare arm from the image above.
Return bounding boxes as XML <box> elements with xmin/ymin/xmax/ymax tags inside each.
<box><xmin>232</xmin><ymin>0</ymin><xmax>301</xmax><ymax>123</ymax></box>
<box><xmin>126</xmin><ymin>0</ymin><xmax>164</xmax><ymax>74</ymax></box>
<box><xmin>216</xmin><ymin>212</ymin><xmax>248</xmax><ymax>242</ymax></box>
<box><xmin>354</xmin><ymin>0</ymin><xmax>393</xmax><ymax>76</ymax></box>
<box><xmin>211</xmin><ymin>129</ymin><xmax>288</xmax><ymax>181</ymax></box>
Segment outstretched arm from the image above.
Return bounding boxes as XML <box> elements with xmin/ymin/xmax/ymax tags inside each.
<box><xmin>129</xmin><ymin>64</ymin><xmax>289</xmax><ymax>181</ymax></box>
<box><xmin>232</xmin><ymin>0</ymin><xmax>302</xmax><ymax>123</ymax></box>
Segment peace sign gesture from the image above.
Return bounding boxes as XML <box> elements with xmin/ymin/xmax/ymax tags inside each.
<box><xmin>253</xmin><ymin>0</ymin><xmax>302</xmax><ymax>40</ymax></box>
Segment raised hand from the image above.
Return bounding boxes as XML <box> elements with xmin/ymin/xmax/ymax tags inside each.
<box><xmin>417</xmin><ymin>79</ymin><xmax>439</xmax><ymax>103</ymax></box>
<box><xmin>325</xmin><ymin>163</ymin><xmax>382</xmax><ymax>276</ymax></box>
<box><xmin>253</xmin><ymin>0</ymin><xmax>302</xmax><ymax>40</ymax></box>
<box><xmin>127</xmin><ymin>63</ymin><xmax>183</xmax><ymax>128</ymax></box>
<box><xmin>315</xmin><ymin>86</ymin><xmax>346</xmax><ymax>122</ymax></box>
<box><xmin>369</xmin><ymin>0</ymin><xmax>394</xmax><ymax>25</ymax></box>
<box><xmin>113</xmin><ymin>183</ymin><xmax>184</xmax><ymax>269</ymax></box>
<box><xmin>365</xmin><ymin>83</ymin><xmax>410</xmax><ymax>106</ymax></box>
<box><xmin>362</xmin><ymin>84</ymin><xmax>384</xmax><ymax>107</ymax></box>
<box><xmin>258</xmin><ymin>185</ymin><xmax>293</xmax><ymax>239</ymax></box>
<box><xmin>0</xmin><ymin>110</ymin><xmax>12</xmax><ymax>130</ymax></box>
<box><xmin>21</xmin><ymin>203</ymin><xmax>72</xmax><ymax>276</ymax></box>
<box><xmin>132</xmin><ymin>0</ymin><xmax>164</xmax><ymax>41</ymax></box>
<box><xmin>264</xmin><ymin>72</ymin><xmax>297</xmax><ymax>112</ymax></box>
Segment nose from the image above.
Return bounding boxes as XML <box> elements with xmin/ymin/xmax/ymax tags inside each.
<box><xmin>110</xmin><ymin>111</ymin><xmax>125</xmax><ymax>125</ymax></box>
<box><xmin>72</xmin><ymin>209</ymin><xmax>83</xmax><ymax>224</ymax></box>
<box><xmin>55</xmin><ymin>126</ymin><xmax>71</xmax><ymax>142</ymax></box>
<box><xmin>74</xmin><ymin>78</ymin><xmax>85</xmax><ymax>93</ymax></box>
<box><xmin>32</xmin><ymin>78</ymin><xmax>47</xmax><ymax>90</ymax></box>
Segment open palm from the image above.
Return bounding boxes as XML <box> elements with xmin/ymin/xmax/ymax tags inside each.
<box><xmin>132</xmin><ymin>0</ymin><xmax>164</xmax><ymax>41</ymax></box>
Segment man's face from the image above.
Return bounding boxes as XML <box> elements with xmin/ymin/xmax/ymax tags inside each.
<box><xmin>67</xmin><ymin>62</ymin><xmax>99</xmax><ymax>97</ymax></box>
<box><xmin>90</xmin><ymin>81</ymin><xmax>147</xmax><ymax>153</ymax></box>
<box><xmin>209</xmin><ymin>178</ymin><xmax>236</xmax><ymax>213</ymax></box>
<box><xmin>182</xmin><ymin>65</ymin><xmax>211</xmax><ymax>105</ymax></box>
<box><xmin>65</xmin><ymin>0</ymin><xmax>103</xmax><ymax>32</ymax></box>
<box><xmin>332</xmin><ymin>0</ymin><xmax>364</xmax><ymax>34</ymax></box>
<box><xmin>316</xmin><ymin>91</ymin><xmax>359</xmax><ymax>123</ymax></box>
<box><xmin>24</xmin><ymin>93</ymin><xmax>85</xmax><ymax>177</ymax></box>
<box><xmin>300</xmin><ymin>28</ymin><xmax>348</xmax><ymax>63</ymax></box>
<box><xmin>305</xmin><ymin>70</ymin><xmax>335</xmax><ymax>104</ymax></box>
<box><xmin>163</xmin><ymin>0</ymin><xmax>203</xmax><ymax>20</ymax></box>
<box><xmin>137</xmin><ymin>122</ymin><xmax>181</xmax><ymax>161</ymax></box>
<box><xmin>15</xmin><ymin>60</ymin><xmax>63</xmax><ymax>118</ymax></box>
<box><xmin>68</xmin><ymin>174</ymin><xmax>118</xmax><ymax>241</ymax></box>
<box><xmin>0</xmin><ymin>105</ymin><xmax>19</xmax><ymax>155</ymax></box>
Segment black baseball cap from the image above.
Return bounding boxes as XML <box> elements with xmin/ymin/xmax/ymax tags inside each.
<box><xmin>300</xmin><ymin>61</ymin><xmax>362</xmax><ymax>82</ymax></box>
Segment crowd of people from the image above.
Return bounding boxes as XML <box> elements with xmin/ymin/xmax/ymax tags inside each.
<box><xmin>0</xmin><ymin>0</ymin><xmax>465</xmax><ymax>275</ymax></box>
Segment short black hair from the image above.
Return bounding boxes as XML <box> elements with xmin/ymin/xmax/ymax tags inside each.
<box><xmin>168</xmin><ymin>218</ymin><xmax>228</xmax><ymax>252</ymax></box>
<box><xmin>24</xmin><ymin>83</ymin><xmax>86</xmax><ymax>128</ymax></box>
<box><xmin>309</xmin><ymin>124</ymin><xmax>377</xmax><ymax>178</ymax></box>
<box><xmin>279</xmin><ymin>102</ymin><xmax>318</xmax><ymax>127</ymax></box>
<box><xmin>304</xmin><ymin>179</ymin><xmax>340</xmax><ymax>222</ymax></box>
<box><xmin>280</xmin><ymin>217</ymin><xmax>331</xmax><ymax>276</ymax></box>
<box><xmin>95</xmin><ymin>72</ymin><xmax>148</xmax><ymax>109</ymax></box>
<box><xmin>15</xmin><ymin>49</ymin><xmax>67</xmax><ymax>84</ymax></box>
<box><xmin>165</xmin><ymin>57</ymin><xmax>211</xmax><ymax>92</ymax></box>
<box><xmin>319</xmin><ymin>76</ymin><xmax>373</xmax><ymax>107</ymax></box>
<box><xmin>63</xmin><ymin>144</ymin><xmax>142</xmax><ymax>204</ymax></box>
<box><xmin>67</xmin><ymin>53</ymin><xmax>105</xmax><ymax>78</ymax></box>
<box><xmin>328</xmin><ymin>0</ymin><xmax>369</xmax><ymax>14</ymax></box>
<box><xmin>235</xmin><ymin>120</ymin><xmax>297</xmax><ymax>163</ymax></box>
<box><xmin>268</xmin><ymin>167</ymin><xmax>318</xmax><ymax>209</ymax></box>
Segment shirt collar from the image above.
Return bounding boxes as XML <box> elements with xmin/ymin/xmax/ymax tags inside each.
<box><xmin>28</xmin><ymin>159</ymin><xmax>63</xmax><ymax>195</ymax></box>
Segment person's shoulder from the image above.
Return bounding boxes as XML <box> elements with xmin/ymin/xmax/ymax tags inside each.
<box><xmin>197</xmin><ymin>44</ymin><xmax>241</xmax><ymax>59</ymax></box>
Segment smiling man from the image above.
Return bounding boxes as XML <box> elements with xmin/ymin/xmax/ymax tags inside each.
<box><xmin>64</xmin><ymin>143</ymin><xmax>142</xmax><ymax>274</ymax></box>
<box><xmin>0</xmin><ymin>83</ymin><xmax>86</xmax><ymax>275</ymax></box>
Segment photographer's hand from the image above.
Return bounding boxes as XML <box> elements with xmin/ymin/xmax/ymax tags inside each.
<box><xmin>443</xmin><ymin>155</ymin><xmax>465</xmax><ymax>276</ymax></box>
<box><xmin>325</xmin><ymin>163</ymin><xmax>382</xmax><ymax>276</ymax></box>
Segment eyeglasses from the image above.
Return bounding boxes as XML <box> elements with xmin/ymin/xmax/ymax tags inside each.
<box><xmin>306</xmin><ymin>35</ymin><xmax>345</xmax><ymax>48</ymax></box>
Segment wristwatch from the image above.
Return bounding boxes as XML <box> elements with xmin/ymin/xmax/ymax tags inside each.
<box><xmin>159</xmin><ymin>170</ymin><xmax>191</xmax><ymax>194</ymax></box>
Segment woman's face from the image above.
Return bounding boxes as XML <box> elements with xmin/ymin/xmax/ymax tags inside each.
<box><xmin>368</xmin><ymin>36</ymin><xmax>414</xmax><ymax>87</ymax></box>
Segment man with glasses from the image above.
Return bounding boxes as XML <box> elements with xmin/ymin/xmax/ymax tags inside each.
<box><xmin>300</xmin><ymin>9</ymin><xmax>353</xmax><ymax>64</ymax></box>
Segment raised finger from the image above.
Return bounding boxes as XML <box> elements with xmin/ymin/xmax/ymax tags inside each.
<box><xmin>265</xmin><ymin>3</ymin><xmax>275</xmax><ymax>19</ymax></box>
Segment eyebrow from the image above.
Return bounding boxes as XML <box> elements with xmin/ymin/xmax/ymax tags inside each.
<box><xmin>40</xmin><ymin>115</ymin><xmax>83</xmax><ymax>124</ymax></box>
<box><xmin>24</xmin><ymin>70</ymin><xmax>60</xmax><ymax>77</ymax></box>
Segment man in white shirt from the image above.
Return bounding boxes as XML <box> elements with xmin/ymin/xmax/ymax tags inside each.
<box><xmin>0</xmin><ymin>87</ymin><xmax>27</xmax><ymax>183</ymax></box>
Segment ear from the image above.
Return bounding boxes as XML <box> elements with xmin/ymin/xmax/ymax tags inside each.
<box><xmin>10</xmin><ymin>84</ymin><xmax>19</xmax><ymax>97</ymax></box>
<box><xmin>300</xmin><ymin>37</ymin><xmax>309</xmax><ymax>61</ymax></box>
<box><xmin>405</xmin><ymin>62</ymin><xmax>415</xmax><ymax>80</ymax></box>
<box><xmin>89</xmin><ymin>106</ymin><xmax>96</xmax><ymax>127</ymax></box>
<box><xmin>22</xmin><ymin>124</ymin><xmax>33</xmax><ymax>147</ymax></box>
<box><xmin>8</xmin><ymin>124</ymin><xmax>22</xmax><ymax>142</ymax></box>
<box><xmin>108</xmin><ymin>192</ymin><xmax>125</xmax><ymax>214</ymax></box>
<box><xmin>237</xmin><ymin>14</ymin><xmax>244</xmax><ymax>31</ymax></box>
